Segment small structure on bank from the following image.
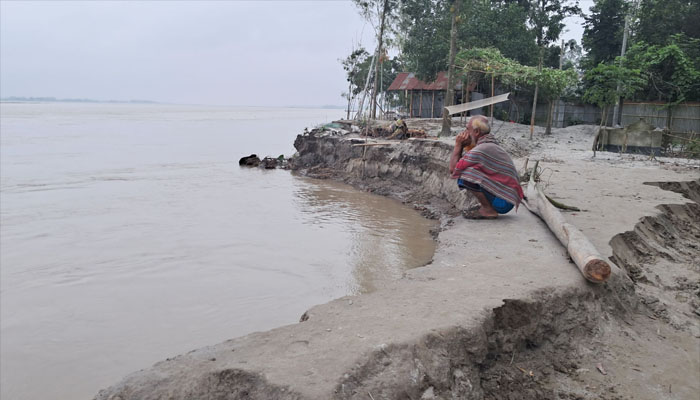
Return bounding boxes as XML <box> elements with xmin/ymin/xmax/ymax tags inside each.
<box><xmin>594</xmin><ymin>119</ymin><xmax>663</xmax><ymax>156</ymax></box>
<box><xmin>387</xmin><ymin>72</ymin><xmax>474</xmax><ymax>118</ymax></box>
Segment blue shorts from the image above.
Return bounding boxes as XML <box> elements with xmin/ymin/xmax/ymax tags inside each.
<box><xmin>457</xmin><ymin>179</ymin><xmax>514</xmax><ymax>214</ymax></box>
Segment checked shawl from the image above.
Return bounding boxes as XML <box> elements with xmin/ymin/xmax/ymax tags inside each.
<box><xmin>451</xmin><ymin>135</ymin><xmax>524</xmax><ymax>209</ymax></box>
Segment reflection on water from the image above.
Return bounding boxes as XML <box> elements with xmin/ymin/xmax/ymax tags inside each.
<box><xmin>294</xmin><ymin>179</ymin><xmax>436</xmax><ymax>294</ymax></box>
<box><xmin>0</xmin><ymin>103</ymin><xmax>437</xmax><ymax>400</ymax></box>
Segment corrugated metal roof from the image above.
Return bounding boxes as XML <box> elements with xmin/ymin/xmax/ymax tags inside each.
<box><xmin>387</xmin><ymin>72</ymin><xmax>463</xmax><ymax>91</ymax></box>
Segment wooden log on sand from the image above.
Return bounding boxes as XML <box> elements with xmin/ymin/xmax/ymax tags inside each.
<box><xmin>524</xmin><ymin>163</ymin><xmax>611</xmax><ymax>283</ymax></box>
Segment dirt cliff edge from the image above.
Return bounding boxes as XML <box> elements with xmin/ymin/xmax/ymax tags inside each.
<box><xmin>95</xmin><ymin>124</ymin><xmax>699</xmax><ymax>400</ymax></box>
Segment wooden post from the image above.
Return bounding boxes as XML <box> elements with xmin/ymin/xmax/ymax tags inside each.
<box><xmin>431</xmin><ymin>91</ymin><xmax>435</xmax><ymax>118</ymax></box>
<box><xmin>405</xmin><ymin>89</ymin><xmax>408</xmax><ymax>115</ymax></box>
<box><xmin>461</xmin><ymin>85</ymin><xmax>465</xmax><ymax>124</ymax></box>
<box><xmin>419</xmin><ymin>90</ymin><xmax>423</xmax><ymax>118</ymax></box>
<box><xmin>490</xmin><ymin>73</ymin><xmax>495</xmax><ymax>125</ymax></box>
<box><xmin>525</xmin><ymin>162</ymin><xmax>611</xmax><ymax>283</ymax></box>
<box><xmin>409</xmin><ymin>91</ymin><xmax>413</xmax><ymax>117</ymax></box>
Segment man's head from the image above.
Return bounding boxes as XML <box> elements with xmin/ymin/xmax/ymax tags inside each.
<box><xmin>466</xmin><ymin>115</ymin><xmax>491</xmax><ymax>142</ymax></box>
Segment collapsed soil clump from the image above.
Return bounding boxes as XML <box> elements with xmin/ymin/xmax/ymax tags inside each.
<box><xmin>610</xmin><ymin>179</ymin><xmax>700</xmax><ymax>332</ymax></box>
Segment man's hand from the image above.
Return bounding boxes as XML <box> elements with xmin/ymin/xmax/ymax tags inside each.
<box><xmin>455</xmin><ymin>131</ymin><xmax>472</xmax><ymax>148</ymax></box>
<box><xmin>450</xmin><ymin>131</ymin><xmax>471</xmax><ymax>175</ymax></box>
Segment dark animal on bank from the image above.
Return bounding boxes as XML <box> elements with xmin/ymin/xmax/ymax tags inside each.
<box><xmin>239</xmin><ymin>154</ymin><xmax>261</xmax><ymax>167</ymax></box>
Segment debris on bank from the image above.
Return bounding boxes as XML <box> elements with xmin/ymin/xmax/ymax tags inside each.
<box><xmin>239</xmin><ymin>154</ymin><xmax>289</xmax><ymax>169</ymax></box>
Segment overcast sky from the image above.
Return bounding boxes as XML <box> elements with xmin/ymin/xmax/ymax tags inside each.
<box><xmin>1</xmin><ymin>1</ymin><xmax>590</xmax><ymax>107</ymax></box>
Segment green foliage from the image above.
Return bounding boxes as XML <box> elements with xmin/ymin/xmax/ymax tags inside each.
<box><xmin>635</xmin><ymin>0</ymin><xmax>700</xmax><ymax>46</ymax></box>
<box><xmin>341</xmin><ymin>48</ymin><xmax>370</xmax><ymax>97</ymax></box>
<box><xmin>458</xmin><ymin>1</ymin><xmax>538</xmax><ymax>66</ymax></box>
<box><xmin>340</xmin><ymin>47</ymin><xmax>401</xmax><ymax>99</ymax></box>
<box><xmin>581</xmin><ymin>0</ymin><xmax>628</xmax><ymax>69</ymax></box>
<box><xmin>353</xmin><ymin>0</ymin><xmax>402</xmax><ymax>49</ymax></box>
<box><xmin>582</xmin><ymin>62</ymin><xmax>644</xmax><ymax>108</ymax></box>
<box><xmin>399</xmin><ymin>0</ymin><xmax>539</xmax><ymax>82</ymax></box>
<box><xmin>625</xmin><ymin>36</ymin><xmax>700</xmax><ymax>104</ymax></box>
<box><xmin>455</xmin><ymin>47</ymin><xmax>578</xmax><ymax>100</ymax></box>
<box><xmin>525</xmin><ymin>0</ymin><xmax>581</xmax><ymax>48</ymax></box>
<box><xmin>398</xmin><ymin>0</ymin><xmax>452</xmax><ymax>82</ymax></box>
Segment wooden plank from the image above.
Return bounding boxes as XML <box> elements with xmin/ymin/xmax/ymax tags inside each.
<box><xmin>445</xmin><ymin>92</ymin><xmax>510</xmax><ymax>116</ymax></box>
<box><xmin>352</xmin><ymin>142</ymin><xmax>397</xmax><ymax>147</ymax></box>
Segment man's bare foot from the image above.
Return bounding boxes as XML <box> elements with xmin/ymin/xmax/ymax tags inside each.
<box><xmin>462</xmin><ymin>208</ymin><xmax>498</xmax><ymax>220</ymax></box>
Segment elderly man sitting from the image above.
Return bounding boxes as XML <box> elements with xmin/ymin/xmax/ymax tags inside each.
<box><xmin>449</xmin><ymin>115</ymin><xmax>524</xmax><ymax>219</ymax></box>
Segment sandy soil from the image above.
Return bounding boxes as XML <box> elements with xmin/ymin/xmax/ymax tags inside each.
<box><xmin>94</xmin><ymin>118</ymin><xmax>699</xmax><ymax>399</ymax></box>
<box><xmin>411</xmin><ymin>118</ymin><xmax>700</xmax><ymax>399</ymax></box>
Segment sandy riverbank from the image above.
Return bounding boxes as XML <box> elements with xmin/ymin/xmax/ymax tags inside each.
<box><xmin>95</xmin><ymin>119</ymin><xmax>699</xmax><ymax>399</ymax></box>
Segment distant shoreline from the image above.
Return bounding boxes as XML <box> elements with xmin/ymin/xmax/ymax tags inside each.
<box><xmin>0</xmin><ymin>98</ymin><xmax>346</xmax><ymax>109</ymax></box>
<box><xmin>0</xmin><ymin>97</ymin><xmax>158</xmax><ymax>104</ymax></box>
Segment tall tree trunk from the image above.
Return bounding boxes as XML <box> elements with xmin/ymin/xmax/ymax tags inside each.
<box><xmin>529</xmin><ymin>48</ymin><xmax>543</xmax><ymax>140</ymax></box>
<box><xmin>346</xmin><ymin>81</ymin><xmax>352</xmax><ymax>120</ymax></box>
<box><xmin>370</xmin><ymin>0</ymin><xmax>389</xmax><ymax>120</ymax></box>
<box><xmin>440</xmin><ymin>0</ymin><xmax>460</xmax><ymax>136</ymax></box>
<box><xmin>355</xmin><ymin>50</ymin><xmax>376</xmax><ymax>120</ymax></box>
<box><xmin>545</xmin><ymin>100</ymin><xmax>554</xmax><ymax>135</ymax></box>
<box><xmin>592</xmin><ymin>105</ymin><xmax>607</xmax><ymax>157</ymax></box>
<box><xmin>529</xmin><ymin>83</ymin><xmax>539</xmax><ymax>139</ymax></box>
<box><xmin>612</xmin><ymin>14</ymin><xmax>631</xmax><ymax>126</ymax></box>
<box><xmin>553</xmin><ymin>39</ymin><xmax>564</xmax><ymax>129</ymax></box>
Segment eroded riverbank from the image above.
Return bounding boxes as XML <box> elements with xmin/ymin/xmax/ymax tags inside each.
<box><xmin>95</xmin><ymin>120</ymin><xmax>700</xmax><ymax>399</ymax></box>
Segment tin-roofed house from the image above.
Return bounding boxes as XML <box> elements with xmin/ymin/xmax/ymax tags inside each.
<box><xmin>387</xmin><ymin>72</ymin><xmax>475</xmax><ymax>118</ymax></box>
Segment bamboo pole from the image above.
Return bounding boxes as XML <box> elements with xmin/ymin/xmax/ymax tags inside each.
<box><xmin>431</xmin><ymin>91</ymin><xmax>435</xmax><ymax>118</ymax></box>
<box><xmin>525</xmin><ymin>161</ymin><xmax>611</xmax><ymax>283</ymax></box>
<box><xmin>419</xmin><ymin>90</ymin><xmax>423</xmax><ymax>118</ymax></box>
<box><xmin>490</xmin><ymin>73</ymin><xmax>495</xmax><ymax>125</ymax></box>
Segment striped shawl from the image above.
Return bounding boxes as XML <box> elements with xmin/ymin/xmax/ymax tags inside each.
<box><xmin>451</xmin><ymin>135</ymin><xmax>524</xmax><ymax>209</ymax></box>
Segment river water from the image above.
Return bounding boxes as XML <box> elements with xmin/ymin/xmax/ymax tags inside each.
<box><xmin>0</xmin><ymin>103</ymin><xmax>437</xmax><ymax>400</ymax></box>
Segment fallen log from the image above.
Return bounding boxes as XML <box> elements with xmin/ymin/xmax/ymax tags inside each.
<box><xmin>524</xmin><ymin>163</ymin><xmax>611</xmax><ymax>283</ymax></box>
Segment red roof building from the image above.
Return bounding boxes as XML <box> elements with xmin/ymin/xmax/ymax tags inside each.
<box><xmin>387</xmin><ymin>72</ymin><xmax>473</xmax><ymax>118</ymax></box>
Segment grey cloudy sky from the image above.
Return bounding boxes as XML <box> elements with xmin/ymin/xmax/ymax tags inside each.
<box><xmin>1</xmin><ymin>1</ymin><xmax>589</xmax><ymax>107</ymax></box>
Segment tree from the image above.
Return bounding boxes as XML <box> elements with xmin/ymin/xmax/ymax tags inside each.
<box><xmin>581</xmin><ymin>0</ymin><xmax>629</xmax><ymax>69</ymax></box>
<box><xmin>340</xmin><ymin>48</ymin><xmax>401</xmax><ymax>118</ymax></box>
<box><xmin>353</xmin><ymin>0</ymin><xmax>400</xmax><ymax>119</ymax></box>
<box><xmin>458</xmin><ymin>1</ymin><xmax>538</xmax><ymax>67</ymax></box>
<box><xmin>524</xmin><ymin>0</ymin><xmax>581</xmax><ymax>137</ymax></box>
<box><xmin>625</xmin><ymin>36</ymin><xmax>700</xmax><ymax>105</ymax></box>
<box><xmin>441</xmin><ymin>0</ymin><xmax>461</xmax><ymax>136</ymax></box>
<box><xmin>635</xmin><ymin>0</ymin><xmax>700</xmax><ymax>46</ymax></box>
<box><xmin>561</xmin><ymin>39</ymin><xmax>583</xmax><ymax>70</ymax></box>
<box><xmin>398</xmin><ymin>0</ymin><xmax>452</xmax><ymax>82</ymax></box>
<box><xmin>341</xmin><ymin>48</ymin><xmax>370</xmax><ymax>119</ymax></box>
<box><xmin>582</xmin><ymin>61</ymin><xmax>644</xmax><ymax>154</ymax></box>
<box><xmin>399</xmin><ymin>0</ymin><xmax>538</xmax><ymax>82</ymax></box>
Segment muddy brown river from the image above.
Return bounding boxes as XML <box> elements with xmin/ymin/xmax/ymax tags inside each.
<box><xmin>0</xmin><ymin>103</ymin><xmax>437</xmax><ymax>400</ymax></box>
